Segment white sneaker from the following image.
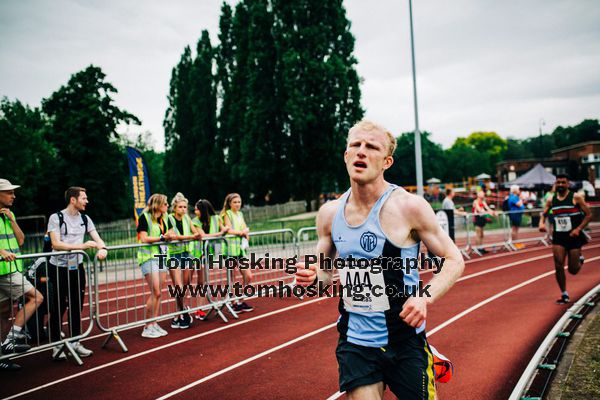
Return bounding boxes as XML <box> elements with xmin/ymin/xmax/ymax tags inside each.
<box><xmin>52</xmin><ymin>346</ymin><xmax>67</xmax><ymax>361</ymax></box>
<box><xmin>72</xmin><ymin>342</ymin><xmax>93</xmax><ymax>357</ymax></box>
<box><xmin>153</xmin><ymin>324</ymin><xmax>168</xmax><ymax>336</ymax></box>
<box><xmin>141</xmin><ymin>325</ymin><xmax>161</xmax><ymax>339</ymax></box>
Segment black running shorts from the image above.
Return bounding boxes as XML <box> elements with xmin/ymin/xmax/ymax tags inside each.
<box><xmin>335</xmin><ymin>333</ymin><xmax>436</xmax><ymax>399</ymax></box>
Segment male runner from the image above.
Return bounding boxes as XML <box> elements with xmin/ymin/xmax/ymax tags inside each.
<box><xmin>296</xmin><ymin>120</ymin><xmax>465</xmax><ymax>399</ymax></box>
<box><xmin>539</xmin><ymin>174</ymin><xmax>591</xmax><ymax>304</ymax></box>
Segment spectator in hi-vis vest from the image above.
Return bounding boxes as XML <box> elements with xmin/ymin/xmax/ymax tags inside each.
<box><xmin>0</xmin><ymin>179</ymin><xmax>43</xmax><ymax>371</ymax></box>
<box><xmin>167</xmin><ymin>193</ymin><xmax>201</xmax><ymax>329</ymax></box>
<box><xmin>136</xmin><ymin>193</ymin><xmax>175</xmax><ymax>339</ymax></box>
<box><xmin>221</xmin><ymin>193</ymin><xmax>253</xmax><ymax>313</ymax></box>
<box><xmin>191</xmin><ymin>199</ymin><xmax>228</xmax><ymax>320</ymax></box>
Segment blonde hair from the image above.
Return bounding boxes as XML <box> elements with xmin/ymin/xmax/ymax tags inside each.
<box><xmin>170</xmin><ymin>192</ymin><xmax>189</xmax><ymax>213</ymax></box>
<box><xmin>347</xmin><ymin>120</ymin><xmax>397</xmax><ymax>156</ymax></box>
<box><xmin>221</xmin><ymin>193</ymin><xmax>241</xmax><ymax>217</ymax></box>
<box><xmin>144</xmin><ymin>194</ymin><xmax>168</xmax><ymax>220</ymax></box>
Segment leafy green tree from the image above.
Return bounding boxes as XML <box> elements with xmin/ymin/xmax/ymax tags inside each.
<box><xmin>189</xmin><ymin>31</ymin><xmax>221</xmax><ymax>204</ymax></box>
<box><xmin>239</xmin><ymin>0</ymin><xmax>288</xmax><ymax>205</ymax></box>
<box><xmin>273</xmin><ymin>0</ymin><xmax>364</xmax><ymax>208</ymax></box>
<box><xmin>42</xmin><ymin>66</ymin><xmax>140</xmax><ymax>221</ymax></box>
<box><xmin>215</xmin><ymin>1</ymin><xmax>236</xmax><ymax>195</ymax></box>
<box><xmin>504</xmin><ymin>138</ymin><xmax>533</xmax><ymax>160</ymax></box>
<box><xmin>221</xmin><ymin>1</ymin><xmax>251</xmax><ymax>195</ymax></box>
<box><xmin>552</xmin><ymin>119</ymin><xmax>599</xmax><ymax>149</ymax></box>
<box><xmin>386</xmin><ymin>132</ymin><xmax>446</xmax><ymax>185</ymax></box>
<box><xmin>444</xmin><ymin>140</ymin><xmax>491</xmax><ymax>182</ymax></box>
<box><xmin>164</xmin><ymin>47</ymin><xmax>194</xmax><ymax>197</ymax></box>
<box><xmin>521</xmin><ymin>135</ymin><xmax>554</xmax><ymax>159</ymax></box>
<box><xmin>0</xmin><ymin>98</ymin><xmax>58</xmax><ymax>217</ymax></box>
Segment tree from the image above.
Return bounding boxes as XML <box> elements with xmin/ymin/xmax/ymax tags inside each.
<box><xmin>552</xmin><ymin>119</ymin><xmax>599</xmax><ymax>149</ymax></box>
<box><xmin>164</xmin><ymin>47</ymin><xmax>194</xmax><ymax>198</ymax></box>
<box><xmin>273</xmin><ymin>0</ymin><xmax>364</xmax><ymax>208</ymax></box>
<box><xmin>189</xmin><ymin>31</ymin><xmax>221</xmax><ymax>204</ymax></box>
<box><xmin>0</xmin><ymin>98</ymin><xmax>58</xmax><ymax>217</ymax></box>
<box><xmin>386</xmin><ymin>132</ymin><xmax>446</xmax><ymax>185</ymax></box>
<box><xmin>239</xmin><ymin>0</ymin><xmax>288</xmax><ymax>205</ymax></box>
<box><xmin>42</xmin><ymin>66</ymin><xmax>140</xmax><ymax>221</ymax></box>
<box><xmin>504</xmin><ymin>138</ymin><xmax>533</xmax><ymax>160</ymax></box>
<box><xmin>444</xmin><ymin>140</ymin><xmax>491</xmax><ymax>182</ymax></box>
<box><xmin>221</xmin><ymin>1</ymin><xmax>251</xmax><ymax>196</ymax></box>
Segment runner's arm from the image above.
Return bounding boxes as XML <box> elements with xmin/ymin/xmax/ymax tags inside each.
<box><xmin>573</xmin><ymin>193</ymin><xmax>592</xmax><ymax>232</ymax></box>
<box><xmin>296</xmin><ymin>201</ymin><xmax>338</xmax><ymax>286</ymax></box>
<box><xmin>539</xmin><ymin>197</ymin><xmax>552</xmax><ymax>227</ymax></box>
<box><xmin>410</xmin><ymin>196</ymin><xmax>465</xmax><ymax>305</ymax></box>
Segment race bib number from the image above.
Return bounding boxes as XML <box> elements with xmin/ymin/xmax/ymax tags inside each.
<box><xmin>555</xmin><ymin>216</ymin><xmax>572</xmax><ymax>232</ymax></box>
<box><xmin>338</xmin><ymin>265</ymin><xmax>390</xmax><ymax>313</ymax></box>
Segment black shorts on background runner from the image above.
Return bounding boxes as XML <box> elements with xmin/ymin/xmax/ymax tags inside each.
<box><xmin>552</xmin><ymin>232</ymin><xmax>587</xmax><ymax>250</ymax></box>
<box><xmin>336</xmin><ymin>333</ymin><xmax>436</xmax><ymax>399</ymax></box>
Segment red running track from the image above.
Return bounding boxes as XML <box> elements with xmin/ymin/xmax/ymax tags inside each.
<box><xmin>2</xmin><ymin>241</ymin><xmax>600</xmax><ymax>400</ymax></box>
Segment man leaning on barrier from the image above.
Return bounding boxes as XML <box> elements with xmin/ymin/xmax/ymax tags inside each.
<box><xmin>47</xmin><ymin>187</ymin><xmax>108</xmax><ymax>361</ymax></box>
<box><xmin>0</xmin><ymin>179</ymin><xmax>44</xmax><ymax>371</ymax></box>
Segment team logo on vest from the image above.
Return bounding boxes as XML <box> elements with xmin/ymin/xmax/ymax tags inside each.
<box><xmin>360</xmin><ymin>231</ymin><xmax>377</xmax><ymax>252</ymax></box>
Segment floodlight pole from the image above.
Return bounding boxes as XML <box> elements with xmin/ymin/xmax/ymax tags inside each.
<box><xmin>409</xmin><ymin>0</ymin><xmax>424</xmax><ymax>196</ymax></box>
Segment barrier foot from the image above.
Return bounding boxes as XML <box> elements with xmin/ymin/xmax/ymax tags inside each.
<box><xmin>225</xmin><ymin>302</ymin><xmax>239</xmax><ymax>319</ymax></box>
<box><xmin>215</xmin><ymin>307</ymin><xmax>229</xmax><ymax>323</ymax></box>
<box><xmin>101</xmin><ymin>329</ymin><xmax>128</xmax><ymax>353</ymax></box>
<box><xmin>63</xmin><ymin>341</ymin><xmax>83</xmax><ymax>366</ymax></box>
<box><xmin>461</xmin><ymin>249</ymin><xmax>471</xmax><ymax>260</ymax></box>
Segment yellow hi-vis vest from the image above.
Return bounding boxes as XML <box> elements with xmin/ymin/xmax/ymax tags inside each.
<box><xmin>137</xmin><ymin>212</ymin><xmax>169</xmax><ymax>266</ymax></box>
<box><xmin>222</xmin><ymin>210</ymin><xmax>247</xmax><ymax>257</ymax></box>
<box><xmin>191</xmin><ymin>215</ymin><xmax>221</xmax><ymax>258</ymax></box>
<box><xmin>168</xmin><ymin>213</ymin><xmax>193</xmax><ymax>255</ymax></box>
<box><xmin>0</xmin><ymin>211</ymin><xmax>22</xmax><ymax>276</ymax></box>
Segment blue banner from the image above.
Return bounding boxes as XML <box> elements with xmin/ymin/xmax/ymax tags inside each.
<box><xmin>126</xmin><ymin>146</ymin><xmax>151</xmax><ymax>222</ymax></box>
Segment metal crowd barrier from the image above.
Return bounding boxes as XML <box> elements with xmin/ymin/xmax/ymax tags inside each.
<box><xmin>0</xmin><ymin>250</ymin><xmax>94</xmax><ymax>365</ymax></box>
<box><xmin>221</xmin><ymin>229</ymin><xmax>298</xmax><ymax>301</ymax></box>
<box><xmin>94</xmin><ymin>228</ymin><xmax>299</xmax><ymax>352</ymax></box>
<box><xmin>93</xmin><ymin>240</ymin><xmax>222</xmax><ymax>352</ymax></box>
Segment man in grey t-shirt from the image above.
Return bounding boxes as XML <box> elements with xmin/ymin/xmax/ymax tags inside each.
<box><xmin>47</xmin><ymin>187</ymin><xmax>107</xmax><ymax>360</ymax></box>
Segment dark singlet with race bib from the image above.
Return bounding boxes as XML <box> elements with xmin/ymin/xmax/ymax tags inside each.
<box><xmin>550</xmin><ymin>190</ymin><xmax>586</xmax><ymax>249</ymax></box>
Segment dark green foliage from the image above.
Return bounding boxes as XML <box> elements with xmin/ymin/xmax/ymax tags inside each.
<box><xmin>552</xmin><ymin>119</ymin><xmax>600</xmax><ymax>149</ymax></box>
<box><xmin>164</xmin><ymin>46</ymin><xmax>194</xmax><ymax>198</ymax></box>
<box><xmin>505</xmin><ymin>138</ymin><xmax>534</xmax><ymax>160</ymax></box>
<box><xmin>387</xmin><ymin>132</ymin><xmax>447</xmax><ymax>185</ymax></box>
<box><xmin>444</xmin><ymin>140</ymin><xmax>491</xmax><ymax>181</ymax></box>
<box><xmin>272</xmin><ymin>0</ymin><xmax>364</xmax><ymax>208</ymax></box>
<box><xmin>41</xmin><ymin>66</ymin><xmax>140</xmax><ymax>221</ymax></box>
<box><xmin>0</xmin><ymin>98</ymin><xmax>58</xmax><ymax>216</ymax></box>
<box><xmin>239</xmin><ymin>0</ymin><xmax>287</xmax><ymax>205</ymax></box>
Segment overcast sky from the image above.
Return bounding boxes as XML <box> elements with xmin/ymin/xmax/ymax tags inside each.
<box><xmin>1</xmin><ymin>0</ymin><xmax>599</xmax><ymax>150</ymax></box>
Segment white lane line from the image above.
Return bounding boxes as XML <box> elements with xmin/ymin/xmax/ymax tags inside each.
<box><xmin>155</xmin><ymin>323</ymin><xmax>338</xmax><ymax>400</ymax></box>
<box><xmin>1</xmin><ymin>296</ymin><xmax>331</xmax><ymax>400</ymax></box>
